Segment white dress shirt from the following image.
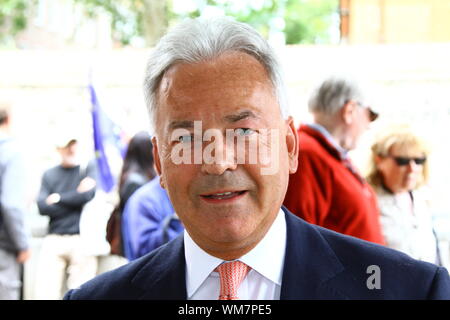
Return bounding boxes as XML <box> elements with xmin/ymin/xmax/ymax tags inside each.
<box><xmin>185</xmin><ymin>209</ymin><xmax>287</xmax><ymax>300</ymax></box>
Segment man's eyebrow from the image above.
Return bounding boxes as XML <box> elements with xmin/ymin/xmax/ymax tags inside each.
<box><xmin>224</xmin><ymin>110</ymin><xmax>260</xmax><ymax>123</ymax></box>
<box><xmin>168</xmin><ymin>120</ymin><xmax>195</xmax><ymax>130</ymax></box>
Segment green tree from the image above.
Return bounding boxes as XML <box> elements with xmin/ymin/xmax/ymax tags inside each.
<box><xmin>284</xmin><ymin>0</ymin><xmax>338</xmax><ymax>44</ymax></box>
<box><xmin>75</xmin><ymin>0</ymin><xmax>169</xmax><ymax>46</ymax></box>
<box><xmin>179</xmin><ymin>0</ymin><xmax>338</xmax><ymax>44</ymax></box>
<box><xmin>218</xmin><ymin>0</ymin><xmax>285</xmax><ymax>40</ymax></box>
<box><xmin>0</xmin><ymin>0</ymin><xmax>338</xmax><ymax>47</ymax></box>
<box><xmin>0</xmin><ymin>0</ymin><xmax>34</xmax><ymax>42</ymax></box>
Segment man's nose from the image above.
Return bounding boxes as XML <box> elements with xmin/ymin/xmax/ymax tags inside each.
<box><xmin>200</xmin><ymin>136</ymin><xmax>237</xmax><ymax>176</ymax></box>
<box><xmin>201</xmin><ymin>160</ymin><xmax>238</xmax><ymax>175</ymax></box>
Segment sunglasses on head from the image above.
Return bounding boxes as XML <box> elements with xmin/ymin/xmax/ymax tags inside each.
<box><xmin>390</xmin><ymin>156</ymin><xmax>427</xmax><ymax>166</ymax></box>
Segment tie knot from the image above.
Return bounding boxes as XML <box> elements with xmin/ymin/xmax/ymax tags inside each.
<box><xmin>215</xmin><ymin>261</ymin><xmax>250</xmax><ymax>300</ymax></box>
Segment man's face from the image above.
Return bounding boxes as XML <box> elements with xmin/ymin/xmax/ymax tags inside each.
<box><xmin>58</xmin><ymin>141</ymin><xmax>79</xmax><ymax>167</ymax></box>
<box><xmin>152</xmin><ymin>51</ymin><xmax>298</xmax><ymax>259</ymax></box>
<box><xmin>344</xmin><ymin>102</ymin><xmax>372</xmax><ymax>150</ymax></box>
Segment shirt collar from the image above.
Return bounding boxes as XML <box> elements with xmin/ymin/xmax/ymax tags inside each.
<box><xmin>184</xmin><ymin>208</ymin><xmax>286</xmax><ymax>298</ymax></box>
<box><xmin>306</xmin><ymin>123</ymin><xmax>348</xmax><ymax>159</ymax></box>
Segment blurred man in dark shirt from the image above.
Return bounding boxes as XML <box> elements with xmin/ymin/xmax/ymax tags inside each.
<box><xmin>35</xmin><ymin>135</ymin><xmax>97</xmax><ymax>299</ymax></box>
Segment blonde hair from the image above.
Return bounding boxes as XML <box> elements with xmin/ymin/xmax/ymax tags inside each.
<box><xmin>366</xmin><ymin>124</ymin><xmax>430</xmax><ymax>189</ymax></box>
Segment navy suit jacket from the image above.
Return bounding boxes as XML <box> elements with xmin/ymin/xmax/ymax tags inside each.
<box><xmin>64</xmin><ymin>208</ymin><xmax>450</xmax><ymax>299</ymax></box>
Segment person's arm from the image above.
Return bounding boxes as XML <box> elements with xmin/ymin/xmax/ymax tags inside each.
<box><xmin>37</xmin><ymin>173</ymin><xmax>60</xmax><ymax>217</ymax></box>
<box><xmin>165</xmin><ymin>214</ymin><xmax>184</xmax><ymax>243</ymax></box>
<box><xmin>57</xmin><ymin>178</ymin><xmax>96</xmax><ymax>208</ymax></box>
<box><xmin>55</xmin><ymin>160</ymin><xmax>98</xmax><ymax>207</ymax></box>
<box><xmin>120</xmin><ymin>180</ymin><xmax>144</xmax><ymax>207</ymax></box>
<box><xmin>86</xmin><ymin>159</ymin><xmax>98</xmax><ymax>180</ymax></box>
<box><xmin>36</xmin><ymin>172</ymin><xmax>73</xmax><ymax>218</ymax></box>
<box><xmin>55</xmin><ymin>160</ymin><xmax>97</xmax><ymax>208</ymax></box>
<box><xmin>122</xmin><ymin>194</ymin><xmax>167</xmax><ymax>260</ymax></box>
<box><xmin>1</xmin><ymin>151</ymin><xmax>29</xmax><ymax>253</ymax></box>
<box><xmin>136</xmin><ymin>204</ymin><xmax>169</xmax><ymax>259</ymax></box>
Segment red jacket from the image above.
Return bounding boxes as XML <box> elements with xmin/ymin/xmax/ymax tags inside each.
<box><xmin>284</xmin><ymin>125</ymin><xmax>385</xmax><ymax>245</ymax></box>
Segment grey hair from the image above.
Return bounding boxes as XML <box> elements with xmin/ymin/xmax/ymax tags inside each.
<box><xmin>143</xmin><ymin>17</ymin><xmax>289</xmax><ymax>131</ymax></box>
<box><xmin>308</xmin><ymin>75</ymin><xmax>366</xmax><ymax>115</ymax></box>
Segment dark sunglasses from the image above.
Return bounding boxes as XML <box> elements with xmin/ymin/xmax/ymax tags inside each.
<box><xmin>390</xmin><ymin>156</ymin><xmax>427</xmax><ymax>166</ymax></box>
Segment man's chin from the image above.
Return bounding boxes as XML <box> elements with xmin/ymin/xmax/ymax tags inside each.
<box><xmin>190</xmin><ymin>218</ymin><xmax>250</xmax><ymax>243</ymax></box>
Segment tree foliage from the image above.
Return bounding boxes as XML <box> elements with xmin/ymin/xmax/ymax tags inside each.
<box><xmin>0</xmin><ymin>0</ymin><xmax>34</xmax><ymax>41</ymax></box>
<box><xmin>0</xmin><ymin>0</ymin><xmax>338</xmax><ymax>46</ymax></box>
<box><xmin>170</xmin><ymin>0</ymin><xmax>338</xmax><ymax>44</ymax></box>
<box><xmin>284</xmin><ymin>0</ymin><xmax>338</xmax><ymax>44</ymax></box>
<box><xmin>73</xmin><ymin>0</ymin><xmax>161</xmax><ymax>46</ymax></box>
<box><xmin>74</xmin><ymin>0</ymin><xmax>168</xmax><ymax>46</ymax></box>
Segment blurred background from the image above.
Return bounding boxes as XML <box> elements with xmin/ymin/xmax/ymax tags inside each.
<box><xmin>1</xmin><ymin>0</ymin><xmax>450</xmax><ymax>298</ymax></box>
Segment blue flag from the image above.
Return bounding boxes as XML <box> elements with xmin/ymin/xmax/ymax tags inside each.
<box><xmin>88</xmin><ymin>83</ymin><xmax>124</xmax><ymax>192</ymax></box>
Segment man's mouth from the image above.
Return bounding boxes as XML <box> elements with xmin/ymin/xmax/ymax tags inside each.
<box><xmin>200</xmin><ymin>190</ymin><xmax>247</xmax><ymax>201</ymax></box>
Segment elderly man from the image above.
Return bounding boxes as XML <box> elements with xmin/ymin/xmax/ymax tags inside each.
<box><xmin>64</xmin><ymin>17</ymin><xmax>449</xmax><ymax>300</ymax></box>
<box><xmin>284</xmin><ymin>76</ymin><xmax>385</xmax><ymax>244</ymax></box>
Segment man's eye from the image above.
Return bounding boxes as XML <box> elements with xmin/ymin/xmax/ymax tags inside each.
<box><xmin>235</xmin><ymin>128</ymin><xmax>255</xmax><ymax>136</ymax></box>
<box><xmin>177</xmin><ymin>135</ymin><xmax>193</xmax><ymax>143</ymax></box>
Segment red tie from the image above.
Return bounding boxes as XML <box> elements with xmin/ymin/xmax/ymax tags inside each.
<box><xmin>215</xmin><ymin>261</ymin><xmax>250</xmax><ymax>300</ymax></box>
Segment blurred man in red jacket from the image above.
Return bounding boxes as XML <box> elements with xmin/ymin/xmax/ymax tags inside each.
<box><xmin>284</xmin><ymin>75</ymin><xmax>384</xmax><ymax>244</ymax></box>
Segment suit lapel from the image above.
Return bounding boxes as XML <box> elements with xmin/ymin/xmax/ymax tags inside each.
<box><xmin>280</xmin><ymin>207</ymin><xmax>347</xmax><ymax>299</ymax></box>
<box><xmin>132</xmin><ymin>235</ymin><xmax>187</xmax><ymax>299</ymax></box>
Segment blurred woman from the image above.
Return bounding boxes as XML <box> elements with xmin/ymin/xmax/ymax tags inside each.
<box><xmin>106</xmin><ymin>131</ymin><xmax>156</xmax><ymax>256</ymax></box>
<box><xmin>118</xmin><ymin>132</ymin><xmax>156</xmax><ymax>205</ymax></box>
<box><xmin>367</xmin><ymin>125</ymin><xmax>441</xmax><ymax>264</ymax></box>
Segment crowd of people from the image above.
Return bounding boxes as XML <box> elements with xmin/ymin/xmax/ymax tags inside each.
<box><xmin>1</xmin><ymin>16</ymin><xmax>449</xmax><ymax>300</ymax></box>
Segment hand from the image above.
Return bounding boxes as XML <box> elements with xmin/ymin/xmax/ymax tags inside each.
<box><xmin>46</xmin><ymin>193</ymin><xmax>61</xmax><ymax>205</ymax></box>
<box><xmin>77</xmin><ymin>177</ymin><xmax>96</xmax><ymax>193</ymax></box>
<box><xmin>16</xmin><ymin>249</ymin><xmax>31</xmax><ymax>263</ymax></box>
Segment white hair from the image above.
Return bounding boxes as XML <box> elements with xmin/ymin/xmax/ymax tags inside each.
<box><xmin>143</xmin><ymin>17</ymin><xmax>289</xmax><ymax>131</ymax></box>
<box><xmin>308</xmin><ymin>75</ymin><xmax>367</xmax><ymax>115</ymax></box>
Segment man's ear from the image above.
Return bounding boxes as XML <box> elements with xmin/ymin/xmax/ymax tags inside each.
<box><xmin>285</xmin><ymin>116</ymin><xmax>299</xmax><ymax>174</ymax></box>
<box><xmin>341</xmin><ymin>100</ymin><xmax>357</xmax><ymax>125</ymax></box>
<box><xmin>152</xmin><ymin>136</ymin><xmax>165</xmax><ymax>189</ymax></box>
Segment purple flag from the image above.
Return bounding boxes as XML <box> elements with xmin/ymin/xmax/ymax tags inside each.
<box><xmin>88</xmin><ymin>83</ymin><xmax>122</xmax><ymax>192</ymax></box>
